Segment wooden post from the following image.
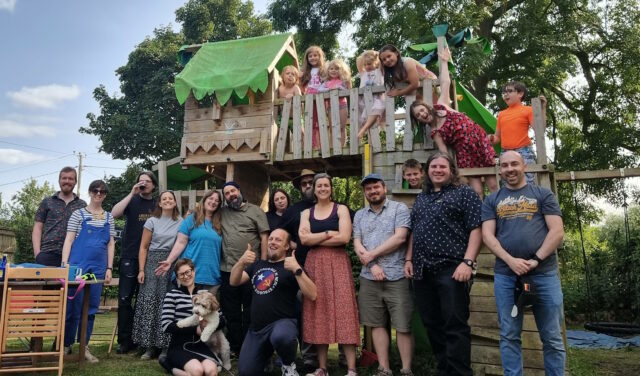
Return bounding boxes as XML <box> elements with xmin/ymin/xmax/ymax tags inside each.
<box><xmin>292</xmin><ymin>95</ymin><xmax>303</xmax><ymax>159</ymax></box>
<box><xmin>158</xmin><ymin>160</ymin><xmax>168</xmax><ymax>192</ymax></box>
<box><xmin>385</xmin><ymin>95</ymin><xmax>396</xmax><ymax>152</ymax></box>
<box><xmin>188</xmin><ymin>190</ymin><xmax>197</xmax><ymax>211</ymax></box>
<box><xmin>531</xmin><ymin>97</ymin><xmax>550</xmax><ymax>187</ymax></box>
<box><xmin>316</xmin><ymin>95</ymin><xmax>331</xmax><ymax>158</ymax></box>
<box><xmin>403</xmin><ymin>95</ymin><xmax>416</xmax><ymax>151</ymax></box>
<box><xmin>349</xmin><ymin>88</ymin><xmax>360</xmax><ymax>155</ymax></box>
<box><xmin>330</xmin><ymin>90</ymin><xmax>343</xmax><ymax>154</ymax></box>
<box><xmin>275</xmin><ymin>99</ymin><xmax>292</xmax><ymax>161</ymax></box>
<box><xmin>422</xmin><ymin>79</ymin><xmax>434</xmax><ymax>150</ymax></box>
<box><xmin>226</xmin><ymin>163</ymin><xmax>235</xmax><ymax>182</ymax></box>
<box><xmin>304</xmin><ymin>94</ymin><xmax>314</xmax><ymax>159</ymax></box>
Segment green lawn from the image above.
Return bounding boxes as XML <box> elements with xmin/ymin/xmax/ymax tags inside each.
<box><xmin>12</xmin><ymin>311</ymin><xmax>640</xmax><ymax>375</ymax></box>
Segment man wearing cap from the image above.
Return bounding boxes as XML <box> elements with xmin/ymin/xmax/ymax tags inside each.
<box><xmin>353</xmin><ymin>173</ymin><xmax>413</xmax><ymax>376</ymax></box>
<box><xmin>219</xmin><ymin>181</ymin><xmax>270</xmax><ymax>356</ymax></box>
<box><xmin>481</xmin><ymin>151</ymin><xmax>565</xmax><ymax>375</ymax></box>
<box><xmin>404</xmin><ymin>152</ymin><xmax>482</xmax><ymax>376</ymax></box>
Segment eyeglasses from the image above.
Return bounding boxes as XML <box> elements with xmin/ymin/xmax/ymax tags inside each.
<box><xmin>300</xmin><ymin>180</ymin><xmax>313</xmax><ymax>187</ymax></box>
<box><xmin>91</xmin><ymin>189</ymin><xmax>107</xmax><ymax>195</ymax></box>
<box><xmin>177</xmin><ymin>269</ymin><xmax>193</xmax><ymax>279</ymax></box>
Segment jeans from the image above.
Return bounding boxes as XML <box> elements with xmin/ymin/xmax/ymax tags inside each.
<box><xmin>117</xmin><ymin>258</ymin><xmax>139</xmax><ymax>346</ymax></box>
<box><xmin>413</xmin><ymin>265</ymin><xmax>472</xmax><ymax>376</ymax></box>
<box><xmin>220</xmin><ymin>271</ymin><xmax>252</xmax><ymax>354</ymax></box>
<box><xmin>502</xmin><ymin>146</ymin><xmax>536</xmax><ymax>184</ymax></box>
<box><xmin>238</xmin><ymin>318</ymin><xmax>298</xmax><ymax>376</ymax></box>
<box><xmin>494</xmin><ymin>271</ymin><xmax>566</xmax><ymax>376</ymax></box>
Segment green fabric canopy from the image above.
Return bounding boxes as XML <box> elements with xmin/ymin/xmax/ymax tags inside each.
<box><xmin>175</xmin><ymin>33</ymin><xmax>296</xmax><ymax>105</ymax></box>
<box><xmin>456</xmin><ymin>81</ymin><xmax>500</xmax><ymax>153</ymax></box>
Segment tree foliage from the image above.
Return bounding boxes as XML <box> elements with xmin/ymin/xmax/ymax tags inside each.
<box><xmin>83</xmin><ymin>0</ymin><xmax>272</xmax><ymax>164</ymax></box>
<box><xmin>5</xmin><ymin>179</ymin><xmax>55</xmax><ymax>263</ymax></box>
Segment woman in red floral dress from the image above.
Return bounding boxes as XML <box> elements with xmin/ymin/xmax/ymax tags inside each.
<box><xmin>410</xmin><ymin>48</ymin><xmax>498</xmax><ymax>198</ymax></box>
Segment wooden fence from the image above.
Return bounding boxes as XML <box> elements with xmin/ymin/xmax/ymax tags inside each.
<box><xmin>273</xmin><ymin>79</ymin><xmax>440</xmax><ymax>161</ymax></box>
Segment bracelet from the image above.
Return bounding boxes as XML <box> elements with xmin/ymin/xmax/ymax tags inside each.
<box><xmin>107</xmin><ymin>267</ymin><xmax>113</xmax><ymax>271</ymax></box>
<box><xmin>404</xmin><ymin>260</ymin><xmax>412</xmax><ymax>263</ymax></box>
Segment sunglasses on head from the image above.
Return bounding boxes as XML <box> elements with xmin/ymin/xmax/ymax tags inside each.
<box><xmin>91</xmin><ymin>189</ymin><xmax>107</xmax><ymax>195</ymax></box>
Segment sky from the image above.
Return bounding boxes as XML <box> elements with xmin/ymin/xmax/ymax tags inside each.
<box><xmin>0</xmin><ymin>0</ymin><xmax>269</xmax><ymax>203</ymax></box>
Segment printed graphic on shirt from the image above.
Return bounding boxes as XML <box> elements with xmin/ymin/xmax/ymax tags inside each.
<box><xmin>496</xmin><ymin>195</ymin><xmax>538</xmax><ymax>221</ymax></box>
<box><xmin>252</xmin><ymin>267</ymin><xmax>279</xmax><ymax>295</ymax></box>
<box><xmin>138</xmin><ymin>213</ymin><xmax>153</xmax><ymax>223</ymax></box>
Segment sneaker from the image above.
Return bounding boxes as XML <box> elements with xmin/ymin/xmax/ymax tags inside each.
<box><xmin>306</xmin><ymin>369</ymin><xmax>328</xmax><ymax>376</ymax></box>
<box><xmin>282</xmin><ymin>362</ymin><xmax>299</xmax><ymax>376</ymax></box>
<box><xmin>158</xmin><ymin>349</ymin><xmax>168</xmax><ymax>363</ymax></box>
<box><xmin>374</xmin><ymin>367</ymin><xmax>393</xmax><ymax>376</ymax></box>
<box><xmin>84</xmin><ymin>347</ymin><xmax>99</xmax><ymax>363</ymax></box>
<box><xmin>345</xmin><ymin>370</ymin><xmax>357</xmax><ymax>376</ymax></box>
<box><xmin>399</xmin><ymin>370</ymin><xmax>413</xmax><ymax>376</ymax></box>
<box><xmin>140</xmin><ymin>348</ymin><xmax>155</xmax><ymax>360</ymax></box>
<box><xmin>63</xmin><ymin>346</ymin><xmax>72</xmax><ymax>355</ymax></box>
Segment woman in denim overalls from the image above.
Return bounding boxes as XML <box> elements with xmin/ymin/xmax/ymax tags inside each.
<box><xmin>61</xmin><ymin>180</ymin><xmax>114</xmax><ymax>363</ymax></box>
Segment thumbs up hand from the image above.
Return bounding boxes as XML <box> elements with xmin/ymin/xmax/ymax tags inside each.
<box><xmin>284</xmin><ymin>249</ymin><xmax>300</xmax><ymax>272</ymax></box>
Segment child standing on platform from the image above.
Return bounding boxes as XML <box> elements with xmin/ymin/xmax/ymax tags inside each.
<box><xmin>278</xmin><ymin>65</ymin><xmax>302</xmax><ymax>99</ymax></box>
<box><xmin>488</xmin><ymin>81</ymin><xmax>547</xmax><ymax>184</ymax></box>
<box><xmin>356</xmin><ymin>50</ymin><xmax>386</xmax><ymax>140</ymax></box>
<box><xmin>300</xmin><ymin>46</ymin><xmax>327</xmax><ymax>149</ymax></box>
<box><xmin>319</xmin><ymin>59</ymin><xmax>351</xmax><ymax>147</ymax></box>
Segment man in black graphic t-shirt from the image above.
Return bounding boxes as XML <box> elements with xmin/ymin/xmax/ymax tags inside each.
<box><xmin>230</xmin><ymin>228</ymin><xmax>316</xmax><ymax>376</ymax></box>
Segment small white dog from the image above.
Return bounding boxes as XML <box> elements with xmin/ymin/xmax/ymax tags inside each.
<box><xmin>177</xmin><ymin>291</ymin><xmax>231</xmax><ymax>370</ymax></box>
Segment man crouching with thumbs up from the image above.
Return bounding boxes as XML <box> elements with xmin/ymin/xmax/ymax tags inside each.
<box><xmin>230</xmin><ymin>229</ymin><xmax>317</xmax><ymax>376</ymax></box>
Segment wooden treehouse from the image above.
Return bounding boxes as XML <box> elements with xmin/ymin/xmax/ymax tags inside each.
<box><xmin>155</xmin><ymin>33</ymin><xmax>562</xmax><ymax>375</ymax></box>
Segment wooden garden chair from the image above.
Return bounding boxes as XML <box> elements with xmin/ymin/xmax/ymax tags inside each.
<box><xmin>0</xmin><ymin>264</ymin><xmax>68</xmax><ymax>375</ymax></box>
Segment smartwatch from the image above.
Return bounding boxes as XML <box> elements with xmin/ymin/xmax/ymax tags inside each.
<box><xmin>531</xmin><ymin>254</ymin><xmax>544</xmax><ymax>264</ymax></box>
<box><xmin>295</xmin><ymin>268</ymin><xmax>303</xmax><ymax>276</ymax></box>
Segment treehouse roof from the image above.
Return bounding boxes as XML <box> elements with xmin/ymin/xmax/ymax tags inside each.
<box><xmin>175</xmin><ymin>33</ymin><xmax>297</xmax><ymax>106</ymax></box>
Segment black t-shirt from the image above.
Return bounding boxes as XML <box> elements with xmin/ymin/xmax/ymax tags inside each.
<box><xmin>121</xmin><ymin>194</ymin><xmax>157</xmax><ymax>259</ymax></box>
<box><xmin>245</xmin><ymin>260</ymin><xmax>299</xmax><ymax>331</ymax></box>
<box><xmin>279</xmin><ymin>199</ymin><xmax>314</xmax><ymax>266</ymax></box>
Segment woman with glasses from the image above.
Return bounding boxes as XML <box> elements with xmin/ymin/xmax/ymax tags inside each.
<box><xmin>155</xmin><ymin>190</ymin><xmax>223</xmax><ymax>295</ymax></box>
<box><xmin>133</xmin><ymin>191</ymin><xmax>183</xmax><ymax>360</ymax></box>
<box><xmin>61</xmin><ymin>179</ymin><xmax>115</xmax><ymax>363</ymax></box>
<box><xmin>161</xmin><ymin>259</ymin><xmax>220</xmax><ymax>376</ymax></box>
<box><xmin>409</xmin><ymin>48</ymin><xmax>498</xmax><ymax>198</ymax></box>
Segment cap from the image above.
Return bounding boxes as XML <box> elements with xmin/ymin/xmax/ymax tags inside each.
<box><xmin>222</xmin><ymin>181</ymin><xmax>241</xmax><ymax>191</ymax></box>
<box><xmin>360</xmin><ymin>173</ymin><xmax>384</xmax><ymax>186</ymax></box>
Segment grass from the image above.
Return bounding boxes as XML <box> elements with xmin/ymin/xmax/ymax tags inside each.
<box><xmin>11</xmin><ymin>311</ymin><xmax>640</xmax><ymax>375</ymax></box>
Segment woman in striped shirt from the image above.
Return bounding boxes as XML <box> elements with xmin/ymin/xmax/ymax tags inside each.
<box><xmin>161</xmin><ymin>259</ymin><xmax>219</xmax><ymax>376</ymax></box>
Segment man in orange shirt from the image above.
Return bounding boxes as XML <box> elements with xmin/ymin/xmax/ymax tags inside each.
<box><xmin>488</xmin><ymin>82</ymin><xmax>546</xmax><ymax>184</ymax></box>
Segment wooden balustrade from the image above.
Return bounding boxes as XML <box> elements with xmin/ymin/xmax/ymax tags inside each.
<box><xmin>273</xmin><ymin>79</ymin><xmax>440</xmax><ymax>161</ymax></box>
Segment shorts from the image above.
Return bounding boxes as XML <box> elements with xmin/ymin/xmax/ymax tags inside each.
<box><xmin>358</xmin><ymin>277</ymin><xmax>413</xmax><ymax>332</ymax></box>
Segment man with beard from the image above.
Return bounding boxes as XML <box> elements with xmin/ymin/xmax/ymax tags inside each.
<box><xmin>481</xmin><ymin>151</ymin><xmax>565</xmax><ymax>375</ymax></box>
<box><xmin>353</xmin><ymin>173</ymin><xmax>414</xmax><ymax>376</ymax></box>
<box><xmin>404</xmin><ymin>152</ymin><xmax>482</xmax><ymax>376</ymax></box>
<box><xmin>230</xmin><ymin>228</ymin><xmax>317</xmax><ymax>376</ymax></box>
<box><xmin>33</xmin><ymin>166</ymin><xmax>86</xmax><ymax>266</ymax></box>
<box><xmin>220</xmin><ymin>181</ymin><xmax>270</xmax><ymax>356</ymax></box>
<box><xmin>112</xmin><ymin>171</ymin><xmax>158</xmax><ymax>354</ymax></box>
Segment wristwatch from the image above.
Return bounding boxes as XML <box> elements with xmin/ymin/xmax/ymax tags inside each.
<box><xmin>531</xmin><ymin>254</ymin><xmax>544</xmax><ymax>264</ymax></box>
<box><xmin>462</xmin><ymin>259</ymin><xmax>477</xmax><ymax>270</ymax></box>
<box><xmin>295</xmin><ymin>268</ymin><xmax>303</xmax><ymax>276</ymax></box>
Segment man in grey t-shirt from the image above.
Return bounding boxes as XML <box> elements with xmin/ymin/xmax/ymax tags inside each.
<box><xmin>481</xmin><ymin>151</ymin><xmax>566</xmax><ymax>375</ymax></box>
<box><xmin>219</xmin><ymin>181</ymin><xmax>269</xmax><ymax>355</ymax></box>
<box><xmin>353</xmin><ymin>174</ymin><xmax>413</xmax><ymax>376</ymax></box>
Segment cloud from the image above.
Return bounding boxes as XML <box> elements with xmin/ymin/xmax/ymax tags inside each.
<box><xmin>0</xmin><ymin>0</ymin><xmax>16</xmax><ymax>12</ymax></box>
<box><xmin>0</xmin><ymin>119</ymin><xmax>56</xmax><ymax>138</ymax></box>
<box><xmin>7</xmin><ymin>84</ymin><xmax>80</xmax><ymax>109</ymax></box>
<box><xmin>0</xmin><ymin>149</ymin><xmax>45</xmax><ymax>165</ymax></box>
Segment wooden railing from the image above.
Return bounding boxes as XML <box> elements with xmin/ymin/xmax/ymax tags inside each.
<box><xmin>273</xmin><ymin>79</ymin><xmax>441</xmax><ymax>161</ymax></box>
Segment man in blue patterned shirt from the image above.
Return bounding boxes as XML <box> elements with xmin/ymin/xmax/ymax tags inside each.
<box><xmin>404</xmin><ymin>152</ymin><xmax>482</xmax><ymax>376</ymax></box>
<box><xmin>354</xmin><ymin>173</ymin><xmax>413</xmax><ymax>376</ymax></box>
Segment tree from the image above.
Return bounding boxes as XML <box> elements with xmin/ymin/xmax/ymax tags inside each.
<box><xmin>83</xmin><ymin>0</ymin><xmax>272</xmax><ymax>164</ymax></box>
<box><xmin>7</xmin><ymin>179</ymin><xmax>55</xmax><ymax>263</ymax></box>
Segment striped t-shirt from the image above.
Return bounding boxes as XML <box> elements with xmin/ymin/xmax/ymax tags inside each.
<box><xmin>67</xmin><ymin>208</ymin><xmax>116</xmax><ymax>238</ymax></box>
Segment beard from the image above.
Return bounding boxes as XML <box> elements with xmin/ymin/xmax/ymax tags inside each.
<box><xmin>302</xmin><ymin>188</ymin><xmax>314</xmax><ymax>201</ymax></box>
<box><xmin>267</xmin><ymin>249</ymin><xmax>281</xmax><ymax>261</ymax></box>
<box><xmin>226</xmin><ymin>192</ymin><xmax>244</xmax><ymax>210</ymax></box>
<box><xmin>367</xmin><ymin>194</ymin><xmax>386</xmax><ymax>206</ymax></box>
